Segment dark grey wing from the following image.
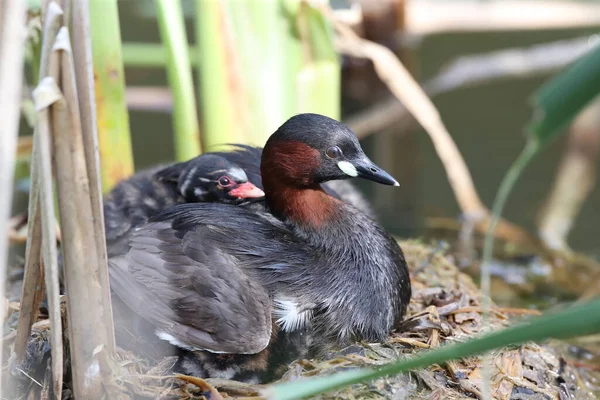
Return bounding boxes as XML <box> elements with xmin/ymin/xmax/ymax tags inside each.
<box><xmin>109</xmin><ymin>220</ymin><xmax>273</xmax><ymax>355</ymax></box>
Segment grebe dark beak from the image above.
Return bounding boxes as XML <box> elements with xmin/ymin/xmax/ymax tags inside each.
<box><xmin>228</xmin><ymin>182</ymin><xmax>266</xmax><ymax>199</ymax></box>
<box><xmin>340</xmin><ymin>157</ymin><xmax>399</xmax><ymax>186</ymax></box>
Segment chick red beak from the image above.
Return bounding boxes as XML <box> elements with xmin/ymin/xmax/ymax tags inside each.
<box><xmin>228</xmin><ymin>182</ymin><xmax>265</xmax><ymax>199</ymax></box>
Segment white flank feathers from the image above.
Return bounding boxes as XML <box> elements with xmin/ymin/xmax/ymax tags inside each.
<box><xmin>273</xmin><ymin>298</ymin><xmax>312</xmax><ymax>332</ymax></box>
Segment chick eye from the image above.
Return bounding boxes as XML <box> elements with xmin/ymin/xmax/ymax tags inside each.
<box><xmin>218</xmin><ymin>176</ymin><xmax>233</xmax><ymax>187</ymax></box>
<box><xmin>326</xmin><ymin>146</ymin><xmax>343</xmax><ymax>159</ymax></box>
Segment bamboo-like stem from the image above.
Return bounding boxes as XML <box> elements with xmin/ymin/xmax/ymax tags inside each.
<box><xmin>195</xmin><ymin>0</ymin><xmax>247</xmax><ymax>149</ymax></box>
<box><xmin>122</xmin><ymin>43</ymin><xmax>199</xmax><ymax>67</ymax></box>
<box><xmin>32</xmin><ymin>70</ymin><xmax>63</xmax><ymax>400</ymax></box>
<box><xmin>225</xmin><ymin>0</ymin><xmax>288</xmax><ymax>144</ymax></box>
<box><xmin>89</xmin><ymin>0</ymin><xmax>134</xmax><ymax>192</ymax></box>
<box><xmin>195</xmin><ymin>1</ymin><xmax>339</xmax><ymax>148</ymax></box>
<box><xmin>13</xmin><ymin>0</ymin><xmax>63</xmax><ymax>366</ymax></box>
<box><xmin>70</xmin><ymin>0</ymin><xmax>116</xmax><ymax>353</ymax></box>
<box><xmin>295</xmin><ymin>2</ymin><xmax>340</xmax><ymax>121</ymax></box>
<box><xmin>13</xmin><ymin>150</ymin><xmax>44</xmax><ymax>363</ymax></box>
<box><xmin>58</xmin><ymin>0</ymin><xmax>70</xmax><ymax>25</ymax></box>
<box><xmin>12</xmin><ymin>221</ymin><xmax>44</xmax><ymax>360</ymax></box>
<box><xmin>0</xmin><ymin>3</ymin><xmax>27</xmax><ymax>396</ymax></box>
<box><xmin>155</xmin><ymin>0</ymin><xmax>202</xmax><ymax>160</ymax></box>
<box><xmin>123</xmin><ymin>43</ymin><xmax>170</xmax><ymax>67</ymax></box>
<box><xmin>51</xmin><ymin>26</ymin><xmax>115</xmax><ymax>398</ymax></box>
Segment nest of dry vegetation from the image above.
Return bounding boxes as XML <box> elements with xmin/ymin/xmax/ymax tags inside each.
<box><xmin>4</xmin><ymin>240</ymin><xmax>598</xmax><ymax>399</ymax></box>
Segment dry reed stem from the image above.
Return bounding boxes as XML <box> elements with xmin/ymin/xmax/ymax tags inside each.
<box><xmin>346</xmin><ymin>36</ymin><xmax>594</xmax><ymax>139</ymax></box>
<box><xmin>13</xmin><ymin>235</ymin><xmax>44</xmax><ymax>360</ymax></box>
<box><xmin>405</xmin><ymin>0</ymin><xmax>600</xmax><ymax>35</ymax></box>
<box><xmin>58</xmin><ymin>0</ymin><xmax>71</xmax><ymax>25</ymax></box>
<box><xmin>13</xmin><ymin>0</ymin><xmax>64</xmax><ymax>366</ymax></box>
<box><xmin>0</xmin><ymin>2</ymin><xmax>27</xmax><ymax>397</ymax></box>
<box><xmin>70</xmin><ymin>0</ymin><xmax>116</xmax><ymax>353</ymax></box>
<box><xmin>330</xmin><ymin>12</ymin><xmax>545</xmax><ymax>251</ymax></box>
<box><xmin>51</xmin><ymin>25</ymin><xmax>114</xmax><ymax>399</ymax></box>
<box><xmin>330</xmin><ymin>16</ymin><xmax>487</xmax><ymax>218</ymax></box>
<box><xmin>32</xmin><ymin>46</ymin><xmax>64</xmax><ymax>398</ymax></box>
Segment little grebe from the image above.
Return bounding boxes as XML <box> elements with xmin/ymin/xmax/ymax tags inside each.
<box><xmin>109</xmin><ymin>114</ymin><xmax>411</xmax><ymax>380</ymax></box>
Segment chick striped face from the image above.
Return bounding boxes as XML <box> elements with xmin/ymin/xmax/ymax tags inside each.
<box><xmin>183</xmin><ymin>167</ymin><xmax>246</xmax><ymax>198</ymax></box>
<box><xmin>179</xmin><ymin>165</ymin><xmax>264</xmax><ymax>203</ymax></box>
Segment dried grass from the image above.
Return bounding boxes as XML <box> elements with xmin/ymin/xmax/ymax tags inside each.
<box><xmin>3</xmin><ymin>241</ymin><xmax>598</xmax><ymax>399</ymax></box>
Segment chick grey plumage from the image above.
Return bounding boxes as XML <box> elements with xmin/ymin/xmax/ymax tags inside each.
<box><xmin>103</xmin><ymin>155</ymin><xmax>263</xmax><ymax>257</ymax></box>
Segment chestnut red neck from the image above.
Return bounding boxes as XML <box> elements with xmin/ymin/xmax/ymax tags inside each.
<box><xmin>265</xmin><ymin>185</ymin><xmax>341</xmax><ymax>228</ymax></box>
<box><xmin>261</xmin><ymin>141</ymin><xmax>321</xmax><ymax>187</ymax></box>
<box><xmin>261</xmin><ymin>140</ymin><xmax>340</xmax><ymax>227</ymax></box>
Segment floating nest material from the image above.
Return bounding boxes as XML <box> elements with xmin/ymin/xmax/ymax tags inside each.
<box><xmin>3</xmin><ymin>240</ymin><xmax>599</xmax><ymax>399</ymax></box>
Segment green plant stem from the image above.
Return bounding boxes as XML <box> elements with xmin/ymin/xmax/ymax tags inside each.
<box><xmin>155</xmin><ymin>0</ymin><xmax>201</xmax><ymax>160</ymax></box>
<box><xmin>480</xmin><ymin>139</ymin><xmax>540</xmax><ymax>304</ymax></box>
<box><xmin>479</xmin><ymin>138</ymin><xmax>539</xmax><ymax>399</ymax></box>
<box><xmin>195</xmin><ymin>0</ymin><xmax>246</xmax><ymax>149</ymax></box>
<box><xmin>528</xmin><ymin>43</ymin><xmax>600</xmax><ymax>145</ymax></box>
<box><xmin>295</xmin><ymin>2</ymin><xmax>340</xmax><ymax>120</ymax></box>
<box><xmin>29</xmin><ymin>33</ymin><xmax>41</xmax><ymax>84</ymax></box>
<box><xmin>122</xmin><ymin>43</ymin><xmax>201</xmax><ymax>67</ymax></box>
<box><xmin>123</xmin><ymin>43</ymin><xmax>169</xmax><ymax>67</ymax></box>
<box><xmin>90</xmin><ymin>0</ymin><xmax>134</xmax><ymax>192</ymax></box>
<box><xmin>266</xmin><ymin>297</ymin><xmax>600</xmax><ymax>400</ymax></box>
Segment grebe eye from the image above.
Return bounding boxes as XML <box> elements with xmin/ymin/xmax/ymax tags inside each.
<box><xmin>218</xmin><ymin>176</ymin><xmax>233</xmax><ymax>187</ymax></box>
<box><xmin>326</xmin><ymin>146</ymin><xmax>342</xmax><ymax>159</ymax></box>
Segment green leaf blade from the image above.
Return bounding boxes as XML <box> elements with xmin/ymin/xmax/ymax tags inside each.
<box><xmin>528</xmin><ymin>42</ymin><xmax>600</xmax><ymax>147</ymax></box>
<box><xmin>266</xmin><ymin>299</ymin><xmax>600</xmax><ymax>400</ymax></box>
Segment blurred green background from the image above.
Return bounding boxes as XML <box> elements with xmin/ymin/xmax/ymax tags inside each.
<box><xmin>110</xmin><ymin>2</ymin><xmax>600</xmax><ymax>255</ymax></box>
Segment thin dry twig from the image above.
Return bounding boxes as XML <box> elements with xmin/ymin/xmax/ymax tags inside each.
<box><xmin>15</xmin><ymin>367</ymin><xmax>44</xmax><ymax>388</ymax></box>
<box><xmin>331</xmin><ymin>12</ymin><xmax>552</xmax><ymax>250</ymax></box>
<box><xmin>405</xmin><ymin>0</ymin><xmax>600</xmax><ymax>35</ymax></box>
<box><xmin>346</xmin><ymin>36</ymin><xmax>595</xmax><ymax>139</ymax></box>
<box><xmin>330</xmin><ymin>14</ymin><xmax>487</xmax><ymax>218</ymax></box>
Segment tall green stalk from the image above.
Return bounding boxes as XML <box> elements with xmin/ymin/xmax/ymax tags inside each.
<box><xmin>155</xmin><ymin>0</ymin><xmax>202</xmax><ymax>160</ymax></box>
<box><xmin>122</xmin><ymin>43</ymin><xmax>190</xmax><ymax>68</ymax></box>
<box><xmin>89</xmin><ymin>0</ymin><xmax>134</xmax><ymax>192</ymax></box>
<box><xmin>195</xmin><ymin>0</ymin><xmax>340</xmax><ymax>149</ymax></box>
<box><xmin>294</xmin><ymin>2</ymin><xmax>340</xmax><ymax>119</ymax></box>
<box><xmin>195</xmin><ymin>0</ymin><xmax>246</xmax><ymax>149</ymax></box>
